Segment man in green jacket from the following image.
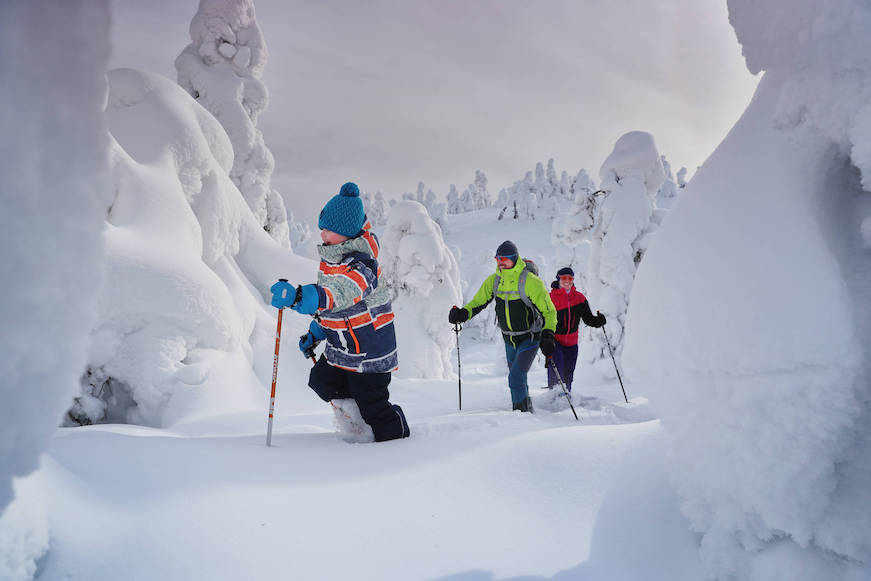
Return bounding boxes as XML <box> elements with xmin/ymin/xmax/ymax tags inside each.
<box><xmin>448</xmin><ymin>241</ymin><xmax>557</xmax><ymax>412</ymax></box>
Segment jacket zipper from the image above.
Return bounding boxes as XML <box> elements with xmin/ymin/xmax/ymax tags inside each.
<box><xmin>345</xmin><ymin>317</ymin><xmax>360</xmax><ymax>353</ymax></box>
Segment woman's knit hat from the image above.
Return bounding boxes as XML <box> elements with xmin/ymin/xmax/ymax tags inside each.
<box><xmin>556</xmin><ymin>267</ymin><xmax>575</xmax><ymax>278</ymax></box>
<box><xmin>318</xmin><ymin>182</ymin><xmax>367</xmax><ymax>237</ymax></box>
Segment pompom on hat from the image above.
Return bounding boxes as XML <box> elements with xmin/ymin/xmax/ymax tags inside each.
<box><xmin>318</xmin><ymin>182</ymin><xmax>367</xmax><ymax>238</ymax></box>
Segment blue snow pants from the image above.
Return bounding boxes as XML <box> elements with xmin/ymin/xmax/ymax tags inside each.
<box><xmin>503</xmin><ymin>336</ymin><xmax>540</xmax><ymax>405</ymax></box>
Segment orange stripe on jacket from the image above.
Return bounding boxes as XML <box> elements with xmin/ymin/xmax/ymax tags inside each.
<box><xmin>361</xmin><ymin>230</ymin><xmax>379</xmax><ymax>258</ymax></box>
<box><xmin>319</xmin><ymin>312</ymin><xmax>373</xmax><ymax>329</ymax></box>
<box><xmin>343</xmin><ymin>270</ymin><xmax>368</xmax><ymax>293</ymax></box>
<box><xmin>372</xmin><ymin>312</ymin><xmax>394</xmax><ymax>330</ymax></box>
<box><xmin>320</xmin><ymin>263</ymin><xmax>350</xmax><ymax>275</ymax></box>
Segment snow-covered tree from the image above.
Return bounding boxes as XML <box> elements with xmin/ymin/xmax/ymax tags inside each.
<box><xmin>0</xmin><ymin>1</ymin><xmax>110</xmax><ymax>576</ymax></box>
<box><xmin>362</xmin><ymin>189</ymin><xmax>388</xmax><ymax>227</ymax></box>
<box><xmin>624</xmin><ymin>2</ymin><xmax>871</xmax><ymax>577</ymax></box>
<box><xmin>67</xmin><ymin>69</ymin><xmax>313</xmax><ymax>430</ymax></box>
<box><xmin>580</xmin><ymin>131</ymin><xmax>665</xmax><ymax>370</ymax></box>
<box><xmin>551</xmin><ymin>171</ymin><xmax>601</xmax><ymax>287</ymax></box>
<box><xmin>676</xmin><ymin>166</ymin><xmax>688</xmax><ymax>188</ymax></box>
<box><xmin>379</xmin><ymin>201</ymin><xmax>462</xmax><ymax>379</ymax></box>
<box><xmin>175</xmin><ymin>0</ymin><xmax>293</xmax><ymax>247</ymax></box>
<box><xmin>656</xmin><ymin>155</ymin><xmax>681</xmax><ymax>209</ymax></box>
<box><xmin>446</xmin><ymin>184</ymin><xmax>461</xmax><ymax>214</ymax></box>
<box><xmin>474</xmin><ymin>169</ymin><xmax>491</xmax><ymax>208</ymax></box>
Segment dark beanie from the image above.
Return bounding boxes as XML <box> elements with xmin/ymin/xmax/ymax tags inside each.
<box><xmin>495</xmin><ymin>240</ymin><xmax>518</xmax><ymax>258</ymax></box>
<box><xmin>318</xmin><ymin>182</ymin><xmax>367</xmax><ymax>237</ymax></box>
<box><xmin>556</xmin><ymin>267</ymin><xmax>575</xmax><ymax>277</ymax></box>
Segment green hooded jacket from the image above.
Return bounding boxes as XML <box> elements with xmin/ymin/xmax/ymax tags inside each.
<box><xmin>462</xmin><ymin>258</ymin><xmax>556</xmax><ymax>344</ymax></box>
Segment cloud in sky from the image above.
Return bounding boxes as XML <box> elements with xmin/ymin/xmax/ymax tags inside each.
<box><xmin>110</xmin><ymin>0</ymin><xmax>759</xmax><ymax>222</ymax></box>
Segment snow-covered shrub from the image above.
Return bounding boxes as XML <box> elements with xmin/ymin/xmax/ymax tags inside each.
<box><xmin>175</xmin><ymin>0</ymin><xmax>293</xmax><ymax>247</ymax></box>
<box><xmin>379</xmin><ymin>201</ymin><xmax>462</xmax><ymax>379</ymax></box>
<box><xmin>0</xmin><ymin>0</ymin><xmax>110</xmax><ymax>575</ymax></box>
<box><xmin>624</xmin><ymin>1</ymin><xmax>871</xmax><ymax>578</ymax></box>
<box><xmin>579</xmin><ymin>131</ymin><xmax>664</xmax><ymax>370</ymax></box>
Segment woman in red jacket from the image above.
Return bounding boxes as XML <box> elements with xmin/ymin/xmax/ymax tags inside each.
<box><xmin>548</xmin><ymin>267</ymin><xmax>606</xmax><ymax>392</ymax></box>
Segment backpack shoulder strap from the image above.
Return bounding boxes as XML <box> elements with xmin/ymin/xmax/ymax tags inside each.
<box><xmin>517</xmin><ymin>270</ymin><xmax>544</xmax><ymax>333</ymax></box>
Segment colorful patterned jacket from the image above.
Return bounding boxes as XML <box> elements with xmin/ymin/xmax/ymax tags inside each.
<box><xmin>312</xmin><ymin>224</ymin><xmax>398</xmax><ymax>373</ymax></box>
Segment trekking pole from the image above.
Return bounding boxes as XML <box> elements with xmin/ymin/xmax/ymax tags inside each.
<box><xmin>547</xmin><ymin>357</ymin><xmax>579</xmax><ymax>421</ymax></box>
<box><xmin>266</xmin><ymin>306</ymin><xmax>284</xmax><ymax>446</ymax></box>
<box><xmin>453</xmin><ymin>321</ymin><xmax>462</xmax><ymax>410</ymax></box>
<box><xmin>266</xmin><ymin>278</ymin><xmax>292</xmax><ymax>447</ymax></box>
<box><xmin>601</xmin><ymin>325</ymin><xmax>629</xmax><ymax>404</ymax></box>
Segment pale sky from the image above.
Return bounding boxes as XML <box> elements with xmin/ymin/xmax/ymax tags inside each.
<box><xmin>110</xmin><ymin>0</ymin><xmax>759</xmax><ymax>223</ymax></box>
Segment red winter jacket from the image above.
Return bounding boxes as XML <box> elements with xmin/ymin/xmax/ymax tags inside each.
<box><xmin>549</xmin><ymin>286</ymin><xmax>604</xmax><ymax>346</ymax></box>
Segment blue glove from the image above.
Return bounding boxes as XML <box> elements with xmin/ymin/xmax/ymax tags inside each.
<box><xmin>299</xmin><ymin>321</ymin><xmax>327</xmax><ymax>357</ymax></box>
<box><xmin>270</xmin><ymin>280</ymin><xmax>295</xmax><ymax>309</ymax></box>
<box><xmin>291</xmin><ymin>284</ymin><xmax>320</xmax><ymax>315</ymax></box>
<box><xmin>308</xmin><ymin>319</ymin><xmax>327</xmax><ymax>342</ymax></box>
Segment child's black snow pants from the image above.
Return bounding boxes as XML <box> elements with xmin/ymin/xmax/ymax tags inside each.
<box><xmin>308</xmin><ymin>356</ymin><xmax>410</xmax><ymax>441</ymax></box>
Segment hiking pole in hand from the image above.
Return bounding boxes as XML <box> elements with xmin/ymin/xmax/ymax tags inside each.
<box><xmin>601</xmin><ymin>325</ymin><xmax>629</xmax><ymax>404</ymax></box>
<box><xmin>453</xmin><ymin>321</ymin><xmax>462</xmax><ymax>410</ymax></box>
<box><xmin>266</xmin><ymin>306</ymin><xmax>285</xmax><ymax>446</ymax></box>
<box><xmin>547</xmin><ymin>357</ymin><xmax>579</xmax><ymax>421</ymax></box>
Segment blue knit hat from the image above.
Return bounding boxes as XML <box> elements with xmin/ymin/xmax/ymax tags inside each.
<box><xmin>318</xmin><ymin>182</ymin><xmax>367</xmax><ymax>238</ymax></box>
<box><xmin>495</xmin><ymin>240</ymin><xmax>518</xmax><ymax>259</ymax></box>
<box><xmin>556</xmin><ymin>267</ymin><xmax>575</xmax><ymax>277</ymax></box>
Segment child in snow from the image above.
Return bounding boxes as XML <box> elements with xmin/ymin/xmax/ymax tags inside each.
<box><xmin>448</xmin><ymin>241</ymin><xmax>557</xmax><ymax>412</ymax></box>
<box><xmin>547</xmin><ymin>267</ymin><xmax>606</xmax><ymax>392</ymax></box>
<box><xmin>271</xmin><ymin>182</ymin><xmax>409</xmax><ymax>442</ymax></box>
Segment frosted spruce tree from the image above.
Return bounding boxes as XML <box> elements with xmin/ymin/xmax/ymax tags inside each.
<box><xmin>580</xmin><ymin>131</ymin><xmax>665</xmax><ymax>370</ymax></box>
<box><xmin>362</xmin><ymin>190</ymin><xmax>389</xmax><ymax>227</ymax></box>
<box><xmin>175</xmin><ymin>0</ymin><xmax>299</xmax><ymax>249</ymax></box>
<box><xmin>551</xmin><ymin>169</ymin><xmax>601</xmax><ymax>291</ymax></box>
<box><xmin>378</xmin><ymin>201</ymin><xmax>462</xmax><ymax>379</ymax></box>
<box><xmin>656</xmin><ymin>155</ymin><xmax>683</xmax><ymax>209</ymax></box>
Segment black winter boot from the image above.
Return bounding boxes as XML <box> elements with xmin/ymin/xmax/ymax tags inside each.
<box><xmin>512</xmin><ymin>397</ymin><xmax>534</xmax><ymax>413</ymax></box>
